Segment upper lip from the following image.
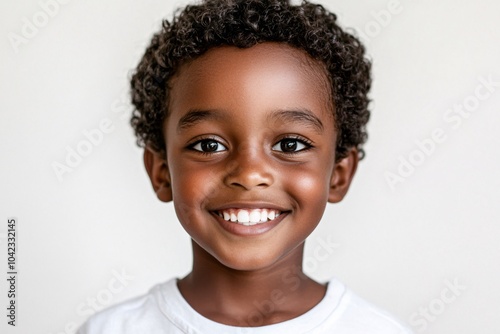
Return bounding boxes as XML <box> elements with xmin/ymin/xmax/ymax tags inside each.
<box><xmin>210</xmin><ymin>202</ymin><xmax>290</xmax><ymax>212</ymax></box>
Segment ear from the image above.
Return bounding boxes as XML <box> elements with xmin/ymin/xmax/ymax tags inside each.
<box><xmin>328</xmin><ymin>148</ymin><xmax>359</xmax><ymax>203</ymax></box>
<box><xmin>143</xmin><ymin>146</ymin><xmax>172</xmax><ymax>202</ymax></box>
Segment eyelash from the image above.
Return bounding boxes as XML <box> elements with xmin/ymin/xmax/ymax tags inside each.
<box><xmin>187</xmin><ymin>136</ymin><xmax>226</xmax><ymax>155</ymax></box>
<box><xmin>273</xmin><ymin>135</ymin><xmax>314</xmax><ymax>154</ymax></box>
<box><xmin>187</xmin><ymin>135</ymin><xmax>314</xmax><ymax>155</ymax></box>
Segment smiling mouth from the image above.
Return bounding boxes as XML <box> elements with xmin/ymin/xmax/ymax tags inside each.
<box><xmin>213</xmin><ymin>208</ymin><xmax>283</xmax><ymax>226</ymax></box>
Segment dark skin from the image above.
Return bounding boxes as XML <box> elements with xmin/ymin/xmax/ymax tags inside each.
<box><xmin>144</xmin><ymin>42</ymin><xmax>358</xmax><ymax>326</ymax></box>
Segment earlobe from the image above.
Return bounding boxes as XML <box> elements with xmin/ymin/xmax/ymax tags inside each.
<box><xmin>328</xmin><ymin>148</ymin><xmax>359</xmax><ymax>203</ymax></box>
<box><xmin>144</xmin><ymin>147</ymin><xmax>173</xmax><ymax>202</ymax></box>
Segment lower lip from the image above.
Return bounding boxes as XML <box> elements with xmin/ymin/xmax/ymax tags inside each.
<box><xmin>211</xmin><ymin>212</ymin><xmax>288</xmax><ymax>236</ymax></box>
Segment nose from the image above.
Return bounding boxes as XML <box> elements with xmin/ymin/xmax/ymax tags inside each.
<box><xmin>223</xmin><ymin>145</ymin><xmax>274</xmax><ymax>190</ymax></box>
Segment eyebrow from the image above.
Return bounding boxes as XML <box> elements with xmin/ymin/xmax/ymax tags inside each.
<box><xmin>177</xmin><ymin>109</ymin><xmax>225</xmax><ymax>132</ymax></box>
<box><xmin>176</xmin><ymin>108</ymin><xmax>324</xmax><ymax>133</ymax></box>
<box><xmin>268</xmin><ymin>109</ymin><xmax>324</xmax><ymax>133</ymax></box>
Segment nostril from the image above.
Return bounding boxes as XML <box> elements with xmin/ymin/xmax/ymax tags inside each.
<box><xmin>225</xmin><ymin>171</ymin><xmax>273</xmax><ymax>190</ymax></box>
<box><xmin>223</xmin><ymin>155</ymin><xmax>274</xmax><ymax>190</ymax></box>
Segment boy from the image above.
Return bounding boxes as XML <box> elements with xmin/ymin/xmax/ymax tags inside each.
<box><xmin>79</xmin><ymin>0</ymin><xmax>413</xmax><ymax>332</ymax></box>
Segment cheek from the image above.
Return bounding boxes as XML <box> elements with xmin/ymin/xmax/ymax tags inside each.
<box><xmin>285</xmin><ymin>166</ymin><xmax>330</xmax><ymax>213</ymax></box>
<box><xmin>170</xmin><ymin>163</ymin><xmax>218</xmax><ymax>223</ymax></box>
<box><xmin>171</xmin><ymin>155</ymin><xmax>218</xmax><ymax>198</ymax></box>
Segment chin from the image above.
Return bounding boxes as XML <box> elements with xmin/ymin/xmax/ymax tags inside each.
<box><xmin>213</xmin><ymin>249</ymin><xmax>288</xmax><ymax>272</ymax></box>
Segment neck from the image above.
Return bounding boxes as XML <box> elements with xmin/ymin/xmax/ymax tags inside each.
<box><xmin>177</xmin><ymin>239</ymin><xmax>327</xmax><ymax>327</ymax></box>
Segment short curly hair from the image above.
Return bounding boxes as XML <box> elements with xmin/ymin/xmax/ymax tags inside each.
<box><xmin>130</xmin><ymin>0</ymin><xmax>371</xmax><ymax>161</ymax></box>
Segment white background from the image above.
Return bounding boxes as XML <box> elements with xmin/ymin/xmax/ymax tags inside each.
<box><xmin>1</xmin><ymin>0</ymin><xmax>499</xmax><ymax>333</ymax></box>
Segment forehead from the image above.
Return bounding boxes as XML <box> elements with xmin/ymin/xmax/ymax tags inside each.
<box><xmin>167</xmin><ymin>42</ymin><xmax>334</xmax><ymax>126</ymax></box>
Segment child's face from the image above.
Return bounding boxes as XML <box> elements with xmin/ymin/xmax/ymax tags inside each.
<box><xmin>147</xmin><ymin>43</ymin><xmax>357</xmax><ymax>270</ymax></box>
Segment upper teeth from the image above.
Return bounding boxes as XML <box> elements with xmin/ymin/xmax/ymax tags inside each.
<box><xmin>217</xmin><ymin>209</ymin><xmax>281</xmax><ymax>226</ymax></box>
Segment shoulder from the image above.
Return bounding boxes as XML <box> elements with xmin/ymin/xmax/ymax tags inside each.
<box><xmin>322</xmin><ymin>278</ymin><xmax>414</xmax><ymax>334</ymax></box>
<box><xmin>77</xmin><ymin>278</ymin><xmax>177</xmax><ymax>334</ymax></box>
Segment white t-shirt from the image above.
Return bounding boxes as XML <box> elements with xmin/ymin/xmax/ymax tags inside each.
<box><xmin>78</xmin><ymin>277</ymin><xmax>414</xmax><ymax>334</ymax></box>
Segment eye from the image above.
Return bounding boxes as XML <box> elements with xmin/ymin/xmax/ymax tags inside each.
<box><xmin>190</xmin><ymin>139</ymin><xmax>227</xmax><ymax>153</ymax></box>
<box><xmin>272</xmin><ymin>138</ymin><xmax>311</xmax><ymax>153</ymax></box>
